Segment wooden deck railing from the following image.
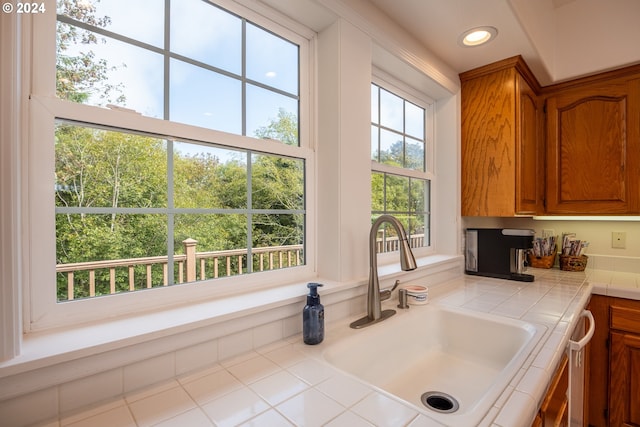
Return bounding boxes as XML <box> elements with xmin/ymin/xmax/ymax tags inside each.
<box><xmin>56</xmin><ymin>233</ymin><xmax>425</xmax><ymax>301</ymax></box>
<box><xmin>376</xmin><ymin>234</ymin><xmax>425</xmax><ymax>253</ymax></box>
<box><xmin>56</xmin><ymin>239</ymin><xmax>304</xmax><ymax>301</ymax></box>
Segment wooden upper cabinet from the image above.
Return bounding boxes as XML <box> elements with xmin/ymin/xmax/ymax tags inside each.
<box><xmin>545</xmin><ymin>76</ymin><xmax>640</xmax><ymax>214</ymax></box>
<box><xmin>461</xmin><ymin>56</ymin><xmax>541</xmax><ymax>216</ymax></box>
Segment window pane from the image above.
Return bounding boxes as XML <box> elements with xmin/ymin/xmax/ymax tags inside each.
<box><xmin>56</xmin><ymin>23</ymin><xmax>164</xmax><ymax>116</ymax></box>
<box><xmin>385</xmin><ymin>175</ymin><xmax>410</xmax><ymax>212</ymax></box>
<box><xmin>408</xmin><ymin>214</ymin><xmax>428</xmax><ymax>247</ymax></box>
<box><xmin>371</xmin><ymin>84</ymin><xmax>379</xmax><ymax>124</ymax></box>
<box><xmin>174</xmin><ymin>213</ymin><xmax>248</xmax><ymax>280</ymax></box>
<box><xmin>171</xmin><ymin>0</ymin><xmax>242</xmax><ymax>74</ymax></box>
<box><xmin>371</xmin><ymin>172</ymin><xmax>384</xmax><ymax>211</ymax></box>
<box><xmin>379</xmin><ymin>88</ymin><xmax>403</xmax><ymax>131</ymax></box>
<box><xmin>170</xmin><ymin>59</ymin><xmax>242</xmax><ymax>133</ymax></box>
<box><xmin>246</xmin><ymin>84</ymin><xmax>298</xmax><ymax>144</ymax></box>
<box><xmin>371</xmin><ymin>125</ymin><xmax>380</xmax><ymax>162</ymax></box>
<box><xmin>253</xmin><ymin>214</ymin><xmax>304</xmax><ymax>246</ymax></box>
<box><xmin>371</xmin><ymin>173</ymin><xmax>430</xmax><ymax>253</ymax></box>
<box><xmin>56</xmin><ymin>213</ymin><xmax>168</xmax><ymax>301</ymax></box>
<box><xmin>251</xmin><ymin>154</ymin><xmax>304</xmax><ymax>211</ymax></box>
<box><xmin>379</xmin><ymin>128</ymin><xmax>403</xmax><ymax>167</ymax></box>
<box><xmin>246</xmin><ymin>23</ymin><xmax>298</xmax><ymax>95</ymax></box>
<box><xmin>405</xmin><ymin>101</ymin><xmax>425</xmax><ymax>139</ymax></box>
<box><xmin>410</xmin><ymin>178</ymin><xmax>429</xmax><ymax>213</ymax></box>
<box><xmin>405</xmin><ymin>137</ymin><xmax>425</xmax><ymax>171</ymax></box>
<box><xmin>55</xmin><ymin>124</ymin><xmax>168</xmax><ymax>208</ymax></box>
<box><xmin>173</xmin><ymin>143</ymin><xmax>247</xmax><ymax>209</ymax></box>
<box><xmin>84</xmin><ymin>0</ymin><xmax>165</xmax><ymax>48</ymax></box>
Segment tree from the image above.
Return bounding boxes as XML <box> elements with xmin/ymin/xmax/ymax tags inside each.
<box><xmin>254</xmin><ymin>108</ymin><xmax>299</xmax><ymax>146</ymax></box>
<box><xmin>252</xmin><ymin>109</ymin><xmax>304</xmax><ymax>248</ymax></box>
<box><xmin>56</xmin><ymin>0</ymin><xmax>125</xmax><ymax>104</ymax></box>
<box><xmin>54</xmin><ymin>2</ymin><xmax>305</xmax><ymax>298</ymax></box>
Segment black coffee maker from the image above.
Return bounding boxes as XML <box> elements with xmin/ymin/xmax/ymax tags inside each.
<box><xmin>465</xmin><ymin>228</ymin><xmax>535</xmax><ymax>282</ymax></box>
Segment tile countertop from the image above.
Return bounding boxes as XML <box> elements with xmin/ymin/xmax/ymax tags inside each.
<box><xmin>59</xmin><ymin>268</ymin><xmax>640</xmax><ymax>427</ymax></box>
<box><xmin>306</xmin><ymin>267</ymin><xmax>597</xmax><ymax>427</ymax></box>
<box><xmin>290</xmin><ymin>267</ymin><xmax>638</xmax><ymax>427</ymax></box>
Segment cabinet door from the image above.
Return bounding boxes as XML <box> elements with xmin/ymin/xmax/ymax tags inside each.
<box><xmin>516</xmin><ymin>75</ymin><xmax>540</xmax><ymax>215</ymax></box>
<box><xmin>545</xmin><ymin>78</ymin><xmax>640</xmax><ymax>214</ymax></box>
<box><xmin>540</xmin><ymin>355</ymin><xmax>569</xmax><ymax>427</ymax></box>
<box><xmin>609</xmin><ymin>331</ymin><xmax>640</xmax><ymax>426</ymax></box>
<box><xmin>461</xmin><ymin>68</ymin><xmax>517</xmax><ymax>216</ymax></box>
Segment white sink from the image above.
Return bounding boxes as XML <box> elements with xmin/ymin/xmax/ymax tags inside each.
<box><xmin>322</xmin><ymin>304</ymin><xmax>546</xmax><ymax>426</ymax></box>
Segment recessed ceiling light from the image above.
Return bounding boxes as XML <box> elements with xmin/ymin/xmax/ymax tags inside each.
<box><xmin>458</xmin><ymin>26</ymin><xmax>498</xmax><ymax>47</ymax></box>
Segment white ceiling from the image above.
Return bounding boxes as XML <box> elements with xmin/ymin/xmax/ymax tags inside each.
<box><xmin>367</xmin><ymin>0</ymin><xmax>640</xmax><ymax>86</ymax></box>
<box><xmin>260</xmin><ymin>0</ymin><xmax>640</xmax><ymax>87</ymax></box>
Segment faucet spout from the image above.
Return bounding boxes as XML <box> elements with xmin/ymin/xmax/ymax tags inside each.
<box><xmin>350</xmin><ymin>215</ymin><xmax>417</xmax><ymax>329</ymax></box>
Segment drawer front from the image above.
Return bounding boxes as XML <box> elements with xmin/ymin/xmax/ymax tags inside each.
<box><xmin>611</xmin><ymin>305</ymin><xmax>640</xmax><ymax>334</ymax></box>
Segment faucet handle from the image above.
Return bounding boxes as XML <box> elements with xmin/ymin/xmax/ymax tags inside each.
<box><xmin>380</xmin><ymin>279</ymin><xmax>401</xmax><ymax>302</ymax></box>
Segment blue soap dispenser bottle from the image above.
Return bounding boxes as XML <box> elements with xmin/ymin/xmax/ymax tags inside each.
<box><xmin>303</xmin><ymin>282</ymin><xmax>324</xmax><ymax>345</ymax></box>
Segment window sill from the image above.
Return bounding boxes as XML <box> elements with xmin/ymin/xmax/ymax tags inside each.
<box><xmin>0</xmin><ymin>254</ymin><xmax>462</xmax><ymax>399</ymax></box>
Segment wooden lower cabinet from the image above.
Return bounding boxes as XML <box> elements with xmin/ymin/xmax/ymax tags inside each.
<box><xmin>533</xmin><ymin>354</ymin><xmax>569</xmax><ymax>427</ymax></box>
<box><xmin>589</xmin><ymin>295</ymin><xmax>640</xmax><ymax>427</ymax></box>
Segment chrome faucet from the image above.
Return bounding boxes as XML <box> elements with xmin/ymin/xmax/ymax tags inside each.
<box><xmin>350</xmin><ymin>215</ymin><xmax>417</xmax><ymax>329</ymax></box>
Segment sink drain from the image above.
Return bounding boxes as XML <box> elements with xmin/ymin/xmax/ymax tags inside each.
<box><xmin>421</xmin><ymin>391</ymin><xmax>460</xmax><ymax>413</ymax></box>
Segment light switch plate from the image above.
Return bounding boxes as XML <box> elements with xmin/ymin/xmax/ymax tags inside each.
<box><xmin>612</xmin><ymin>231</ymin><xmax>626</xmax><ymax>249</ymax></box>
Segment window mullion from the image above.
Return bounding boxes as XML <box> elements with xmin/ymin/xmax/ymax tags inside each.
<box><xmin>167</xmin><ymin>138</ymin><xmax>175</xmax><ymax>285</ymax></box>
<box><xmin>164</xmin><ymin>0</ymin><xmax>171</xmax><ymax>121</ymax></box>
<box><xmin>246</xmin><ymin>151</ymin><xmax>253</xmax><ymax>274</ymax></box>
<box><xmin>241</xmin><ymin>18</ymin><xmax>247</xmax><ymax>137</ymax></box>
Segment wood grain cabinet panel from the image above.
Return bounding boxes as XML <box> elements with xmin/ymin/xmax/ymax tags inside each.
<box><xmin>545</xmin><ymin>77</ymin><xmax>640</xmax><ymax>214</ymax></box>
<box><xmin>460</xmin><ymin>56</ymin><xmax>541</xmax><ymax>216</ymax></box>
<box><xmin>589</xmin><ymin>296</ymin><xmax>640</xmax><ymax>427</ymax></box>
<box><xmin>533</xmin><ymin>355</ymin><xmax>568</xmax><ymax>427</ymax></box>
<box><xmin>609</xmin><ymin>331</ymin><xmax>640</xmax><ymax>426</ymax></box>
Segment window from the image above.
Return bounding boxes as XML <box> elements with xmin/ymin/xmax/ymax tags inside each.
<box><xmin>28</xmin><ymin>0</ymin><xmax>313</xmax><ymax>329</ymax></box>
<box><xmin>54</xmin><ymin>122</ymin><xmax>304</xmax><ymax>301</ymax></box>
<box><xmin>371</xmin><ymin>78</ymin><xmax>433</xmax><ymax>254</ymax></box>
<box><xmin>56</xmin><ymin>0</ymin><xmax>300</xmax><ymax>142</ymax></box>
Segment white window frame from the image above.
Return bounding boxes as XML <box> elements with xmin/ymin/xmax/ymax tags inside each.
<box><xmin>24</xmin><ymin>0</ymin><xmax>316</xmax><ymax>332</ymax></box>
<box><xmin>371</xmin><ymin>68</ymin><xmax>435</xmax><ymax>262</ymax></box>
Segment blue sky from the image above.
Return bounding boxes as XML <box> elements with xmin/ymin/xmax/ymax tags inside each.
<box><xmin>61</xmin><ymin>0</ymin><xmax>299</xmax><ymax>153</ymax></box>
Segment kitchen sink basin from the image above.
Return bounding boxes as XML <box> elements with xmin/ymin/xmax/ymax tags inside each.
<box><xmin>322</xmin><ymin>304</ymin><xmax>546</xmax><ymax>426</ymax></box>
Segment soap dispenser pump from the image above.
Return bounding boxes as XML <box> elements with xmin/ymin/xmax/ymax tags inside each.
<box><xmin>303</xmin><ymin>282</ymin><xmax>324</xmax><ymax>345</ymax></box>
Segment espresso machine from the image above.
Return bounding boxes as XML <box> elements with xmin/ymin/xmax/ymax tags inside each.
<box><xmin>465</xmin><ymin>228</ymin><xmax>535</xmax><ymax>282</ymax></box>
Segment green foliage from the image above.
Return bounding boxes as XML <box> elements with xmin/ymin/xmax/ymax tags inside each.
<box><xmin>55</xmin><ymin>122</ymin><xmax>305</xmax><ymax>299</ymax></box>
<box><xmin>379</xmin><ymin>139</ymin><xmax>425</xmax><ymax>171</ymax></box>
<box><xmin>54</xmin><ymin>2</ymin><xmax>305</xmax><ymax>300</ymax></box>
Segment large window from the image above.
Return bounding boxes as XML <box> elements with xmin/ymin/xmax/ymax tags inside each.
<box><xmin>371</xmin><ymin>78</ymin><xmax>432</xmax><ymax>253</ymax></box>
<box><xmin>27</xmin><ymin>0</ymin><xmax>312</xmax><ymax>329</ymax></box>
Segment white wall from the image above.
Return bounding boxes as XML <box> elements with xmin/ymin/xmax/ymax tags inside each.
<box><xmin>316</xmin><ymin>19</ymin><xmax>372</xmax><ymax>283</ymax></box>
